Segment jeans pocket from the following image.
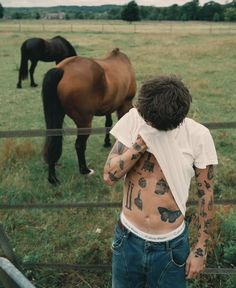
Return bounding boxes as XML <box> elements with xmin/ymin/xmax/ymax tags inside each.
<box><xmin>170</xmin><ymin>237</ymin><xmax>190</xmax><ymax>267</ymax></box>
<box><xmin>111</xmin><ymin>225</ymin><xmax>125</xmax><ymax>255</ymax></box>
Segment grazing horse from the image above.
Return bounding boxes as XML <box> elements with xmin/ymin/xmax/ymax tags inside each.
<box><xmin>17</xmin><ymin>36</ymin><xmax>77</xmax><ymax>88</ymax></box>
<box><xmin>42</xmin><ymin>48</ymin><xmax>136</xmax><ymax>185</ymax></box>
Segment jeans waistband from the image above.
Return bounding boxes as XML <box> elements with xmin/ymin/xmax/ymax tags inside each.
<box><xmin>117</xmin><ymin>218</ymin><xmax>188</xmax><ymax>249</ymax></box>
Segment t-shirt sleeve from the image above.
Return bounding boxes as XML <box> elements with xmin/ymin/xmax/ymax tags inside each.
<box><xmin>193</xmin><ymin>129</ymin><xmax>218</xmax><ymax>169</ymax></box>
<box><xmin>109</xmin><ymin>109</ymin><xmax>134</xmax><ymax>148</ymax></box>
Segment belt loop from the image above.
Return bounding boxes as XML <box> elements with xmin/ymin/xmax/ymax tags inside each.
<box><xmin>118</xmin><ymin>218</ymin><xmax>130</xmax><ymax>238</ymax></box>
<box><xmin>165</xmin><ymin>240</ymin><xmax>171</xmax><ymax>250</ymax></box>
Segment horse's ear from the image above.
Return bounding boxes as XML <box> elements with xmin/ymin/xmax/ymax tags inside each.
<box><xmin>112</xmin><ymin>48</ymin><xmax>120</xmax><ymax>55</ymax></box>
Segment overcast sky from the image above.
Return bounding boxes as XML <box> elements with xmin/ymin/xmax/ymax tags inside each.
<box><xmin>1</xmin><ymin>0</ymin><xmax>229</xmax><ymax>8</ymax></box>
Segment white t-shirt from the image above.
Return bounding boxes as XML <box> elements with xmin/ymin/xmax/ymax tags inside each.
<box><xmin>110</xmin><ymin>108</ymin><xmax>218</xmax><ymax>215</ymax></box>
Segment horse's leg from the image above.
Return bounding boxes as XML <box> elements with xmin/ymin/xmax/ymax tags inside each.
<box><xmin>29</xmin><ymin>60</ymin><xmax>38</xmax><ymax>87</ymax></box>
<box><xmin>104</xmin><ymin>114</ymin><xmax>112</xmax><ymax>147</ymax></box>
<box><xmin>17</xmin><ymin>71</ymin><xmax>22</xmax><ymax>89</ymax></box>
<box><xmin>17</xmin><ymin>47</ymin><xmax>28</xmax><ymax>89</ymax></box>
<box><xmin>116</xmin><ymin>100</ymin><xmax>133</xmax><ymax>119</ymax></box>
<box><xmin>74</xmin><ymin>117</ymin><xmax>94</xmax><ymax>175</ymax></box>
<box><xmin>17</xmin><ymin>67</ymin><xmax>22</xmax><ymax>89</ymax></box>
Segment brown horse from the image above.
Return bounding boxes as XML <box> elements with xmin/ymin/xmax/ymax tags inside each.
<box><xmin>42</xmin><ymin>48</ymin><xmax>136</xmax><ymax>184</ymax></box>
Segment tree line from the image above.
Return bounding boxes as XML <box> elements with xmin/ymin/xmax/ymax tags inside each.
<box><xmin>1</xmin><ymin>0</ymin><xmax>236</xmax><ymax>22</ymax></box>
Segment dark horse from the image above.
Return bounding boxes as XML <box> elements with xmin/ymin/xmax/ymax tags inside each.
<box><xmin>42</xmin><ymin>48</ymin><xmax>136</xmax><ymax>184</ymax></box>
<box><xmin>17</xmin><ymin>36</ymin><xmax>77</xmax><ymax>88</ymax></box>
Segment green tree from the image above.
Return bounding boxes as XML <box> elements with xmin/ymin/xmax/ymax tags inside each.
<box><xmin>0</xmin><ymin>3</ymin><xmax>4</xmax><ymax>18</ymax></box>
<box><xmin>74</xmin><ymin>11</ymin><xmax>84</xmax><ymax>19</ymax></box>
<box><xmin>121</xmin><ymin>1</ymin><xmax>140</xmax><ymax>22</ymax></box>
<box><xmin>35</xmin><ymin>12</ymin><xmax>40</xmax><ymax>19</ymax></box>
<box><xmin>166</xmin><ymin>4</ymin><xmax>180</xmax><ymax>20</ymax></box>
<box><xmin>107</xmin><ymin>7</ymin><xmax>121</xmax><ymax>20</ymax></box>
<box><xmin>224</xmin><ymin>7</ymin><xmax>236</xmax><ymax>21</ymax></box>
<box><xmin>199</xmin><ymin>1</ymin><xmax>223</xmax><ymax>21</ymax></box>
<box><xmin>180</xmin><ymin>0</ymin><xmax>199</xmax><ymax>21</ymax></box>
<box><xmin>11</xmin><ymin>12</ymin><xmax>23</xmax><ymax>19</ymax></box>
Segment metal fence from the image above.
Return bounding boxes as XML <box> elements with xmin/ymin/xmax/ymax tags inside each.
<box><xmin>0</xmin><ymin>123</ymin><xmax>236</xmax><ymax>283</ymax></box>
<box><xmin>1</xmin><ymin>20</ymin><xmax>236</xmax><ymax>35</ymax></box>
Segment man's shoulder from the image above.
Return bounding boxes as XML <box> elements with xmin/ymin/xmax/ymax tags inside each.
<box><xmin>183</xmin><ymin>117</ymin><xmax>209</xmax><ymax>136</ymax></box>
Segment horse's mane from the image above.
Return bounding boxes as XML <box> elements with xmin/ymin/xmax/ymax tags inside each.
<box><xmin>111</xmin><ymin>48</ymin><xmax>120</xmax><ymax>55</ymax></box>
<box><xmin>53</xmin><ymin>35</ymin><xmax>77</xmax><ymax>56</ymax></box>
<box><xmin>109</xmin><ymin>48</ymin><xmax>130</xmax><ymax>63</ymax></box>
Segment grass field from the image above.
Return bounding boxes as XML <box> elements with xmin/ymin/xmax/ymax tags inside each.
<box><xmin>0</xmin><ymin>20</ymin><xmax>235</xmax><ymax>287</ymax></box>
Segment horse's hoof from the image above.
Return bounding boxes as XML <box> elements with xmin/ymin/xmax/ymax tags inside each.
<box><xmin>17</xmin><ymin>84</ymin><xmax>22</xmax><ymax>89</ymax></box>
<box><xmin>48</xmin><ymin>177</ymin><xmax>60</xmax><ymax>185</ymax></box>
<box><xmin>81</xmin><ymin>168</ymin><xmax>95</xmax><ymax>176</ymax></box>
<box><xmin>31</xmin><ymin>83</ymin><xmax>38</xmax><ymax>87</ymax></box>
<box><xmin>87</xmin><ymin>169</ymin><xmax>95</xmax><ymax>176</ymax></box>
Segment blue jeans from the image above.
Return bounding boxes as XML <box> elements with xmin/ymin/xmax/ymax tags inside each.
<box><xmin>112</xmin><ymin>222</ymin><xmax>190</xmax><ymax>288</ymax></box>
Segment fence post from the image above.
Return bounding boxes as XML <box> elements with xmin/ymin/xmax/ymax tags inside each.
<box><xmin>0</xmin><ymin>258</ymin><xmax>35</xmax><ymax>288</ymax></box>
<box><xmin>0</xmin><ymin>225</ymin><xmax>22</xmax><ymax>287</ymax></box>
<box><xmin>0</xmin><ymin>224</ymin><xmax>20</xmax><ymax>267</ymax></box>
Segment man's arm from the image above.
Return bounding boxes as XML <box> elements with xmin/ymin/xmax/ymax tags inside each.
<box><xmin>186</xmin><ymin>165</ymin><xmax>215</xmax><ymax>279</ymax></box>
<box><xmin>103</xmin><ymin>136</ymin><xmax>147</xmax><ymax>186</ymax></box>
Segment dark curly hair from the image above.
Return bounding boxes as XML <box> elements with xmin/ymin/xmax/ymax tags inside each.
<box><xmin>136</xmin><ymin>75</ymin><xmax>192</xmax><ymax>131</ymax></box>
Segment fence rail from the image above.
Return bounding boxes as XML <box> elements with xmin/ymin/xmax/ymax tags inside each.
<box><xmin>0</xmin><ymin>199</ymin><xmax>235</xmax><ymax>210</ymax></box>
<box><xmin>1</xmin><ymin>21</ymin><xmax>236</xmax><ymax>35</ymax></box>
<box><xmin>21</xmin><ymin>262</ymin><xmax>236</xmax><ymax>275</ymax></box>
<box><xmin>0</xmin><ymin>121</ymin><xmax>236</xmax><ymax>139</ymax></box>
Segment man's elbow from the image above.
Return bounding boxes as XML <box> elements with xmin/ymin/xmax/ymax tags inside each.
<box><xmin>103</xmin><ymin>172</ymin><xmax>115</xmax><ymax>186</ymax></box>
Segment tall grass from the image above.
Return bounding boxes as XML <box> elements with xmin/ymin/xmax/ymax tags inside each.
<box><xmin>0</xmin><ymin>20</ymin><xmax>235</xmax><ymax>287</ymax></box>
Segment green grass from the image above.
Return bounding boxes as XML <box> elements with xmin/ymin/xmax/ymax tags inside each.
<box><xmin>0</xmin><ymin>20</ymin><xmax>235</xmax><ymax>287</ymax></box>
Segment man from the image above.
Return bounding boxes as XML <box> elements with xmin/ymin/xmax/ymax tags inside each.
<box><xmin>103</xmin><ymin>75</ymin><xmax>218</xmax><ymax>288</ymax></box>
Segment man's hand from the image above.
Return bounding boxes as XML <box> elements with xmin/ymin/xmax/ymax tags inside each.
<box><xmin>103</xmin><ymin>136</ymin><xmax>147</xmax><ymax>186</ymax></box>
<box><xmin>185</xmin><ymin>249</ymin><xmax>206</xmax><ymax>279</ymax></box>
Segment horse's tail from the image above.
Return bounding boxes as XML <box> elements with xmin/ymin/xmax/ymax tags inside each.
<box><xmin>19</xmin><ymin>42</ymin><xmax>28</xmax><ymax>80</ymax></box>
<box><xmin>42</xmin><ymin>67</ymin><xmax>65</xmax><ymax>165</ymax></box>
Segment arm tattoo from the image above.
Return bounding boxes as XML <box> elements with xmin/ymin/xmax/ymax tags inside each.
<box><xmin>207</xmin><ymin>165</ymin><xmax>214</xmax><ymax>180</ymax></box>
<box><xmin>200</xmin><ymin>198</ymin><xmax>207</xmax><ymax>217</ymax></box>
<box><xmin>108</xmin><ymin>171</ymin><xmax>119</xmax><ymax>182</ymax></box>
<box><xmin>111</xmin><ymin>141</ymin><xmax>125</xmax><ymax>155</ymax></box>
<box><xmin>204</xmin><ymin>219</ymin><xmax>212</xmax><ymax>234</ymax></box>
<box><xmin>117</xmin><ymin>142</ymin><xmax>125</xmax><ymax>154</ymax></box>
<box><xmin>208</xmin><ymin>196</ymin><xmax>213</xmax><ymax>211</ymax></box>
<box><xmin>134</xmin><ymin>191</ymin><xmax>143</xmax><ymax>210</ymax></box>
<box><xmin>158</xmin><ymin>207</ymin><xmax>182</xmax><ymax>223</ymax></box>
<box><xmin>155</xmin><ymin>178</ymin><xmax>169</xmax><ymax>195</ymax></box>
<box><xmin>204</xmin><ymin>180</ymin><xmax>211</xmax><ymax>189</ymax></box>
<box><xmin>197</xmin><ymin>189</ymin><xmax>205</xmax><ymax>198</ymax></box>
<box><xmin>119</xmin><ymin>159</ymin><xmax>124</xmax><ymax>170</ymax></box>
<box><xmin>194</xmin><ymin>247</ymin><xmax>204</xmax><ymax>257</ymax></box>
